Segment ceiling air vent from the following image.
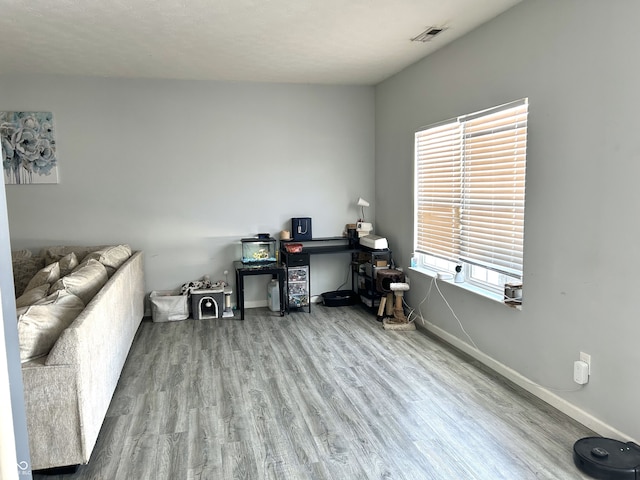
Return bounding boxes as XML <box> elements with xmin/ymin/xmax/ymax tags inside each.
<box><xmin>411</xmin><ymin>26</ymin><xmax>447</xmax><ymax>43</ymax></box>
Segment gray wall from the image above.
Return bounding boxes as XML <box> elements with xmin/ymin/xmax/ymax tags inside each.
<box><xmin>375</xmin><ymin>0</ymin><xmax>640</xmax><ymax>441</ymax></box>
<box><xmin>1</xmin><ymin>77</ymin><xmax>375</xmax><ymax>304</ymax></box>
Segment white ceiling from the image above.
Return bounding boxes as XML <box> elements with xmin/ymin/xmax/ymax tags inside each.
<box><xmin>0</xmin><ymin>0</ymin><xmax>521</xmax><ymax>86</ymax></box>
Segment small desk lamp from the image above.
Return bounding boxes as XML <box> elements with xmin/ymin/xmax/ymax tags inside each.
<box><xmin>357</xmin><ymin>197</ymin><xmax>370</xmax><ymax>221</ymax></box>
<box><xmin>356</xmin><ymin>197</ymin><xmax>373</xmax><ymax>235</ymax></box>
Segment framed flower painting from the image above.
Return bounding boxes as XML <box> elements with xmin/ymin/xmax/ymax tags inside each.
<box><xmin>1</xmin><ymin>111</ymin><xmax>59</xmax><ymax>185</ymax></box>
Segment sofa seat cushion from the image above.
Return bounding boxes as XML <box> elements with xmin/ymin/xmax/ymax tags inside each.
<box><xmin>16</xmin><ymin>284</ymin><xmax>50</xmax><ymax>309</ymax></box>
<box><xmin>17</xmin><ymin>291</ymin><xmax>85</xmax><ymax>363</ymax></box>
<box><xmin>49</xmin><ymin>259</ymin><xmax>108</xmax><ymax>304</ymax></box>
<box><xmin>24</xmin><ymin>261</ymin><xmax>60</xmax><ymax>293</ymax></box>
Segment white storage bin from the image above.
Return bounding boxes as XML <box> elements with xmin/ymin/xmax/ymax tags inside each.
<box><xmin>149</xmin><ymin>290</ymin><xmax>189</xmax><ymax>322</ymax></box>
<box><xmin>267</xmin><ymin>279</ymin><xmax>280</xmax><ymax>312</ymax></box>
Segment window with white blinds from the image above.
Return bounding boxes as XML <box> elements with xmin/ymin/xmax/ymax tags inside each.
<box><xmin>415</xmin><ymin>98</ymin><xmax>528</xmax><ymax>280</ymax></box>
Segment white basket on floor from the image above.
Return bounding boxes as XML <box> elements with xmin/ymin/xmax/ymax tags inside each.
<box><xmin>149</xmin><ymin>290</ymin><xmax>189</xmax><ymax>322</ymax></box>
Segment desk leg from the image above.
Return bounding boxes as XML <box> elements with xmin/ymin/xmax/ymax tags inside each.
<box><xmin>236</xmin><ymin>270</ymin><xmax>245</xmax><ymax>320</ymax></box>
<box><xmin>278</xmin><ymin>271</ymin><xmax>286</xmax><ymax>317</ymax></box>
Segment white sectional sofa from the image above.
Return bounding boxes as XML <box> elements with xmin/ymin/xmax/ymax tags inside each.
<box><xmin>11</xmin><ymin>245</ymin><xmax>145</xmax><ymax>471</ymax></box>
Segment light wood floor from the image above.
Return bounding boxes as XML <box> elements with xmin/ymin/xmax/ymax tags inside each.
<box><xmin>34</xmin><ymin>305</ymin><xmax>593</xmax><ymax>480</ymax></box>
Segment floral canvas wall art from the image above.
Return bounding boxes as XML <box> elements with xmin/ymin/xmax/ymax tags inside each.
<box><xmin>1</xmin><ymin>111</ymin><xmax>59</xmax><ymax>184</ymax></box>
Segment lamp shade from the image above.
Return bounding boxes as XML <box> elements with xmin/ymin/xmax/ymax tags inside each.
<box><xmin>357</xmin><ymin>197</ymin><xmax>370</xmax><ymax>207</ymax></box>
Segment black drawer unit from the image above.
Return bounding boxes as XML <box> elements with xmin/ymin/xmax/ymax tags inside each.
<box><xmin>287</xmin><ymin>265</ymin><xmax>310</xmax><ymax>310</ymax></box>
<box><xmin>282</xmin><ymin>252</ymin><xmax>309</xmax><ymax>266</ymax></box>
<box><xmin>280</xmin><ymin>250</ymin><xmax>311</xmax><ymax>312</ymax></box>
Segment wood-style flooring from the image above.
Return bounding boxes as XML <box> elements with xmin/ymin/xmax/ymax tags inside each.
<box><xmin>34</xmin><ymin>305</ymin><xmax>594</xmax><ymax>480</ymax></box>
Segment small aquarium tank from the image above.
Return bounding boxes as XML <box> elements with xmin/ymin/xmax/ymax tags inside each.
<box><xmin>241</xmin><ymin>236</ymin><xmax>277</xmax><ymax>264</ymax></box>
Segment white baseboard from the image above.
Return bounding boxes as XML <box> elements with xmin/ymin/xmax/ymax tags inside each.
<box><xmin>243</xmin><ymin>300</ymin><xmax>268</xmax><ymax>309</ymax></box>
<box><xmin>419</xmin><ymin>319</ymin><xmax>637</xmax><ymax>444</ymax></box>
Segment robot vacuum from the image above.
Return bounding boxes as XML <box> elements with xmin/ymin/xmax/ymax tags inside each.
<box><xmin>321</xmin><ymin>290</ymin><xmax>357</xmax><ymax>307</ymax></box>
<box><xmin>573</xmin><ymin>437</ymin><xmax>640</xmax><ymax>479</ymax></box>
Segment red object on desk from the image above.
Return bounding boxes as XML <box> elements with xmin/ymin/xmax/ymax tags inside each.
<box><xmin>284</xmin><ymin>243</ymin><xmax>303</xmax><ymax>253</ymax></box>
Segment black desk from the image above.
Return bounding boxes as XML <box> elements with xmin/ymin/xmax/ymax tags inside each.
<box><xmin>279</xmin><ymin>237</ymin><xmax>392</xmax><ymax>313</ymax></box>
<box><xmin>280</xmin><ymin>236</ymin><xmax>357</xmax><ymax>255</ymax></box>
<box><xmin>279</xmin><ymin>237</ymin><xmax>359</xmax><ymax>312</ymax></box>
<box><xmin>233</xmin><ymin>261</ymin><xmax>286</xmax><ymax>320</ymax></box>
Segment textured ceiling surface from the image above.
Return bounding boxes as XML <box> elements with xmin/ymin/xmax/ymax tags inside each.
<box><xmin>0</xmin><ymin>0</ymin><xmax>521</xmax><ymax>85</ymax></box>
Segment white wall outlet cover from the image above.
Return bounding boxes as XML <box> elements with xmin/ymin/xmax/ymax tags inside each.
<box><xmin>580</xmin><ymin>352</ymin><xmax>591</xmax><ymax>374</ymax></box>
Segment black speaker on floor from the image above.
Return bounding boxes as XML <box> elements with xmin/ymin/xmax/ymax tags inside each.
<box><xmin>573</xmin><ymin>437</ymin><xmax>640</xmax><ymax>479</ymax></box>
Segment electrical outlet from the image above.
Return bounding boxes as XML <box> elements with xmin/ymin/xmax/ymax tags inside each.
<box><xmin>580</xmin><ymin>351</ymin><xmax>591</xmax><ymax>375</ymax></box>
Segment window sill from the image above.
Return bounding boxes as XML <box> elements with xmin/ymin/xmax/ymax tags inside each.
<box><xmin>408</xmin><ymin>266</ymin><xmax>522</xmax><ymax>310</ymax></box>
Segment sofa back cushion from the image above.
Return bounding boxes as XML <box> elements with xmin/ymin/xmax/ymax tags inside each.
<box><xmin>11</xmin><ymin>249</ymin><xmax>32</xmax><ymax>260</ymax></box>
<box><xmin>24</xmin><ymin>261</ymin><xmax>60</xmax><ymax>293</ymax></box>
<box><xmin>49</xmin><ymin>259</ymin><xmax>108</xmax><ymax>304</ymax></box>
<box><xmin>13</xmin><ymin>244</ymin><xmax>132</xmax><ymax>299</ymax></box>
<box><xmin>16</xmin><ymin>284</ymin><xmax>50</xmax><ymax>309</ymax></box>
<box><xmin>17</xmin><ymin>291</ymin><xmax>85</xmax><ymax>363</ymax></box>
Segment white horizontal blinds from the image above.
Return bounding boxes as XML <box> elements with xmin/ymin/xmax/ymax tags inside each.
<box><xmin>415</xmin><ymin>120</ymin><xmax>462</xmax><ymax>261</ymax></box>
<box><xmin>460</xmin><ymin>99</ymin><xmax>528</xmax><ymax>278</ymax></box>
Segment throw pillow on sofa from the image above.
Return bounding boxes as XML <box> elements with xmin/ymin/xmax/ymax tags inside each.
<box><xmin>17</xmin><ymin>290</ymin><xmax>85</xmax><ymax>363</ymax></box>
<box><xmin>15</xmin><ymin>284</ymin><xmax>50</xmax><ymax>309</ymax></box>
<box><xmin>49</xmin><ymin>259</ymin><xmax>108</xmax><ymax>304</ymax></box>
<box><xmin>83</xmin><ymin>244</ymin><xmax>132</xmax><ymax>271</ymax></box>
<box><xmin>41</xmin><ymin>245</ymin><xmax>110</xmax><ymax>265</ymax></box>
<box><xmin>24</xmin><ymin>261</ymin><xmax>60</xmax><ymax>293</ymax></box>
<box><xmin>58</xmin><ymin>252</ymin><xmax>79</xmax><ymax>277</ymax></box>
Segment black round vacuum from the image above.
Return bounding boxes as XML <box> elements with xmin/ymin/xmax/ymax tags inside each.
<box><xmin>321</xmin><ymin>290</ymin><xmax>357</xmax><ymax>307</ymax></box>
<box><xmin>573</xmin><ymin>437</ymin><xmax>640</xmax><ymax>479</ymax></box>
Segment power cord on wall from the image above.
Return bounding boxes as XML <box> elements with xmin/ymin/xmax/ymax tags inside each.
<box><xmin>407</xmin><ymin>276</ymin><xmax>585</xmax><ymax>394</ymax></box>
<box><xmin>333</xmin><ymin>261</ymin><xmax>352</xmax><ymax>292</ymax></box>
